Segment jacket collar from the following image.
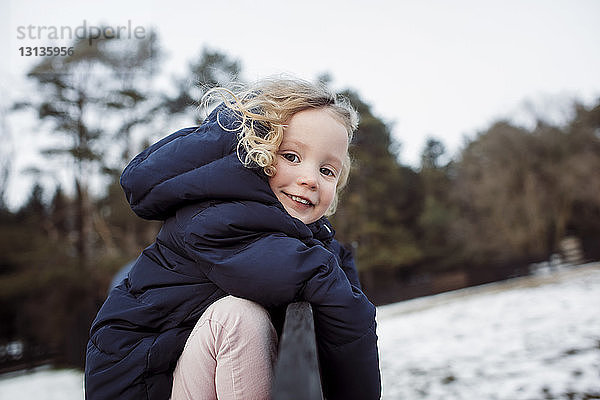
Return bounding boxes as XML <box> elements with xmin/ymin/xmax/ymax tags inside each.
<box><xmin>307</xmin><ymin>217</ymin><xmax>335</xmax><ymax>243</ymax></box>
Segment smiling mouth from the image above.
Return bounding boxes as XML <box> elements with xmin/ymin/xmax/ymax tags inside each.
<box><xmin>285</xmin><ymin>193</ymin><xmax>314</xmax><ymax>206</ymax></box>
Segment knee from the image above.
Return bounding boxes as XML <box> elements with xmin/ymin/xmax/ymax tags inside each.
<box><xmin>208</xmin><ymin>296</ymin><xmax>275</xmax><ymax>339</ymax></box>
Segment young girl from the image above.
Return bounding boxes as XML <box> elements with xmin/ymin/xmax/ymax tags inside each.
<box><xmin>85</xmin><ymin>78</ymin><xmax>381</xmax><ymax>400</ymax></box>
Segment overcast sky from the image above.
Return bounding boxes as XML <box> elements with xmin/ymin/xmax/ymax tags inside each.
<box><xmin>2</xmin><ymin>0</ymin><xmax>600</xmax><ymax>208</ymax></box>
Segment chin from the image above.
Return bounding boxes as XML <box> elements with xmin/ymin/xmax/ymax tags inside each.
<box><xmin>288</xmin><ymin>213</ymin><xmax>311</xmax><ymax>225</ymax></box>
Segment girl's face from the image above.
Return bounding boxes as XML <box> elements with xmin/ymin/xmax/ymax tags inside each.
<box><xmin>269</xmin><ymin>107</ymin><xmax>349</xmax><ymax>225</ymax></box>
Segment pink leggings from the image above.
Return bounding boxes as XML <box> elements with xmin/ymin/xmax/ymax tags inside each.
<box><xmin>171</xmin><ymin>296</ymin><xmax>278</xmax><ymax>400</ymax></box>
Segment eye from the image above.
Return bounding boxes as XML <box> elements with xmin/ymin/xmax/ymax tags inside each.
<box><xmin>282</xmin><ymin>153</ymin><xmax>300</xmax><ymax>163</ymax></box>
<box><xmin>320</xmin><ymin>167</ymin><xmax>336</xmax><ymax>177</ymax></box>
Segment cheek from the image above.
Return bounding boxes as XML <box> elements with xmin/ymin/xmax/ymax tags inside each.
<box><xmin>275</xmin><ymin>162</ymin><xmax>297</xmax><ymax>182</ymax></box>
<box><xmin>268</xmin><ymin>164</ymin><xmax>291</xmax><ymax>191</ymax></box>
<box><xmin>268</xmin><ymin>174</ymin><xmax>281</xmax><ymax>193</ymax></box>
<box><xmin>320</xmin><ymin>181</ymin><xmax>338</xmax><ymax>204</ymax></box>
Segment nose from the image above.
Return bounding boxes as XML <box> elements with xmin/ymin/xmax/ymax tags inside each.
<box><xmin>297</xmin><ymin>167</ymin><xmax>318</xmax><ymax>190</ymax></box>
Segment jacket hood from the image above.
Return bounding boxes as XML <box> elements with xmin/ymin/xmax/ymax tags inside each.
<box><xmin>121</xmin><ymin>105</ymin><xmax>276</xmax><ymax>220</ymax></box>
<box><xmin>120</xmin><ymin>104</ymin><xmax>335</xmax><ymax>243</ymax></box>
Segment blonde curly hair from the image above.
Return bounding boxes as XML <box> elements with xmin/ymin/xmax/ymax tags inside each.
<box><xmin>203</xmin><ymin>77</ymin><xmax>358</xmax><ymax>216</ymax></box>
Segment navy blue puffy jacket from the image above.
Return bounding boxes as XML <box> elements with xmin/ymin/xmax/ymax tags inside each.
<box><xmin>84</xmin><ymin>105</ymin><xmax>381</xmax><ymax>399</ymax></box>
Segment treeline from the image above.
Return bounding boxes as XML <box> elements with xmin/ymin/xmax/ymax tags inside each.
<box><xmin>332</xmin><ymin>95</ymin><xmax>600</xmax><ymax>302</ymax></box>
<box><xmin>1</xmin><ymin>31</ymin><xmax>599</xmax><ymax>369</ymax></box>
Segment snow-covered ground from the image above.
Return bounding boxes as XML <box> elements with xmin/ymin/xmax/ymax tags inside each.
<box><xmin>1</xmin><ymin>264</ymin><xmax>599</xmax><ymax>400</ymax></box>
<box><xmin>0</xmin><ymin>366</ymin><xmax>83</xmax><ymax>400</ymax></box>
<box><xmin>377</xmin><ymin>263</ymin><xmax>600</xmax><ymax>399</ymax></box>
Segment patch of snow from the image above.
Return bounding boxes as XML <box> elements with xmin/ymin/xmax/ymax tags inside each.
<box><xmin>377</xmin><ymin>264</ymin><xmax>600</xmax><ymax>399</ymax></box>
<box><xmin>0</xmin><ymin>366</ymin><xmax>83</xmax><ymax>400</ymax></box>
